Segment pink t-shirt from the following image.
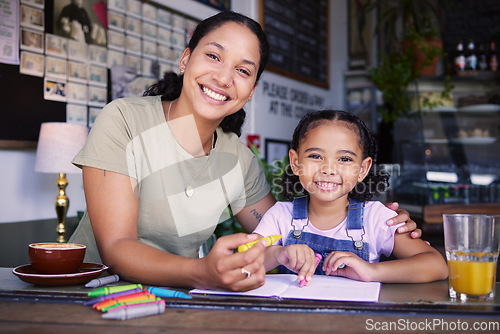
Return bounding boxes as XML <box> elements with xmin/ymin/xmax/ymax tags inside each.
<box><xmin>253</xmin><ymin>201</ymin><xmax>402</xmax><ymax>263</ymax></box>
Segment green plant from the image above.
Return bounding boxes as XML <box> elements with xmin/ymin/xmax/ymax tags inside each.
<box><xmin>214</xmin><ymin>144</ymin><xmax>289</xmax><ymax>239</ymax></box>
<box><xmin>367</xmin><ymin>0</ymin><xmax>453</xmax><ymax>123</ymax></box>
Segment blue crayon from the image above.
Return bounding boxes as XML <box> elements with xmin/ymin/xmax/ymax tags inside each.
<box><xmin>102</xmin><ymin>302</ymin><xmax>166</xmax><ymax>320</ymax></box>
<box><xmin>83</xmin><ymin>287</ymin><xmax>142</xmax><ymax>306</ymax></box>
<box><xmin>148</xmin><ymin>287</ymin><xmax>191</xmax><ymax>299</ymax></box>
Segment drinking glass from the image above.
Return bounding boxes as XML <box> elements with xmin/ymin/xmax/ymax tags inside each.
<box><xmin>443</xmin><ymin>214</ymin><xmax>500</xmax><ymax>301</ymax></box>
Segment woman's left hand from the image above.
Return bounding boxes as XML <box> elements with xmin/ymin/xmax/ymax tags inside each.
<box><xmin>384</xmin><ymin>202</ymin><xmax>422</xmax><ymax>239</ymax></box>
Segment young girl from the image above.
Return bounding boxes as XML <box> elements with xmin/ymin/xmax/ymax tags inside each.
<box><xmin>253</xmin><ymin>110</ymin><xmax>448</xmax><ymax>286</ymax></box>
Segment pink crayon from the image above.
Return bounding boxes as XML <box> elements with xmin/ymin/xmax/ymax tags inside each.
<box><xmin>106</xmin><ymin>299</ymin><xmax>165</xmax><ymax>313</ymax></box>
<box><xmin>299</xmin><ymin>253</ymin><xmax>322</xmax><ymax>287</ymax></box>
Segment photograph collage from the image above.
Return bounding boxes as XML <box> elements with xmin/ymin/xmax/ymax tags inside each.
<box><xmin>18</xmin><ymin>0</ymin><xmax>198</xmax><ymax>127</ymax></box>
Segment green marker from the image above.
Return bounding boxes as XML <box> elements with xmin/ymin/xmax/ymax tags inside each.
<box><xmin>87</xmin><ymin>284</ymin><xmax>143</xmax><ymax>297</ymax></box>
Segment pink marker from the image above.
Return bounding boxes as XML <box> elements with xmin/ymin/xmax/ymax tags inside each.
<box><xmin>299</xmin><ymin>253</ymin><xmax>322</xmax><ymax>287</ymax></box>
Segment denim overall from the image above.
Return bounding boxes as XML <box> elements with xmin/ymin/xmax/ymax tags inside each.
<box><xmin>278</xmin><ymin>196</ymin><xmax>370</xmax><ymax>275</ymax></box>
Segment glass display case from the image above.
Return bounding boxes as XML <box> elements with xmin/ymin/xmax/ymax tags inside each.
<box><xmin>392</xmin><ymin>78</ymin><xmax>500</xmax><ymax>212</ymax></box>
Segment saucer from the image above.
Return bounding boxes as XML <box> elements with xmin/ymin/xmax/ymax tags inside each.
<box><xmin>13</xmin><ymin>262</ymin><xmax>108</xmax><ymax>286</ymax></box>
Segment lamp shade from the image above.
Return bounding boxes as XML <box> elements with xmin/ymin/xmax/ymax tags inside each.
<box><xmin>34</xmin><ymin>122</ymin><xmax>88</xmax><ymax>174</ymax></box>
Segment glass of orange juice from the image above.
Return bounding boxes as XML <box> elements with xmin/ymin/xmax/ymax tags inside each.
<box><xmin>443</xmin><ymin>214</ymin><xmax>500</xmax><ymax>301</ymax></box>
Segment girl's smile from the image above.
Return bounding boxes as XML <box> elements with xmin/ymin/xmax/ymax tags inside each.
<box><xmin>290</xmin><ymin>120</ymin><xmax>372</xmax><ymax>205</ymax></box>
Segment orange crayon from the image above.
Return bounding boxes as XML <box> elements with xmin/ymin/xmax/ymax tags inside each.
<box><xmin>94</xmin><ymin>291</ymin><xmax>153</xmax><ymax>311</ymax></box>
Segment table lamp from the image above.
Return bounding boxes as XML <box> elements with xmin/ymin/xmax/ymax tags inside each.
<box><xmin>34</xmin><ymin>122</ymin><xmax>88</xmax><ymax>243</ymax></box>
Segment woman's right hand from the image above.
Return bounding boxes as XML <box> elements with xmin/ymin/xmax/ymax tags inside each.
<box><xmin>198</xmin><ymin>233</ymin><xmax>267</xmax><ymax>292</ymax></box>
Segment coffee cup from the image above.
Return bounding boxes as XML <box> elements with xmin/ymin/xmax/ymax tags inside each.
<box><xmin>28</xmin><ymin>242</ymin><xmax>86</xmax><ymax>274</ymax></box>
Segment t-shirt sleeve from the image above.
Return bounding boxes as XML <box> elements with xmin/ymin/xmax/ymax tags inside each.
<box><xmin>238</xmin><ymin>145</ymin><xmax>271</xmax><ymax>207</ymax></box>
<box><xmin>72</xmin><ymin>98</ymin><xmax>134</xmax><ymax>178</ymax></box>
<box><xmin>365</xmin><ymin>201</ymin><xmax>402</xmax><ymax>261</ymax></box>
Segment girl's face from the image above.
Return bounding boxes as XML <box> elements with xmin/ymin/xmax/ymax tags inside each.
<box><xmin>179</xmin><ymin>22</ymin><xmax>260</xmax><ymax>122</ymax></box>
<box><xmin>289</xmin><ymin>121</ymin><xmax>372</xmax><ymax>204</ymax></box>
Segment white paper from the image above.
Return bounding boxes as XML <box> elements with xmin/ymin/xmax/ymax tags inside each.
<box><xmin>190</xmin><ymin>274</ymin><xmax>381</xmax><ymax>303</ymax></box>
<box><xmin>0</xmin><ymin>0</ymin><xmax>20</xmax><ymax>64</ymax></box>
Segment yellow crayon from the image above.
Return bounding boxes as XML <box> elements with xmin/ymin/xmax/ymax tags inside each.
<box><xmin>238</xmin><ymin>235</ymin><xmax>282</xmax><ymax>252</ymax></box>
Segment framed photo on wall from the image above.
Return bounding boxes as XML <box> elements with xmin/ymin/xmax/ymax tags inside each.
<box><xmin>44</xmin><ymin>78</ymin><xmax>67</xmax><ymax>102</ymax></box>
<box><xmin>20</xmin><ymin>5</ymin><xmax>44</xmax><ymax>31</ymax></box>
<box><xmin>68</xmin><ymin>61</ymin><xmax>88</xmax><ymax>82</ymax></box>
<box><xmin>348</xmin><ymin>0</ymin><xmax>373</xmax><ymax>69</ymax></box>
<box><xmin>21</xmin><ymin>0</ymin><xmax>45</xmax><ymax>9</ymax></box>
<box><xmin>89</xmin><ymin>45</ymin><xmax>107</xmax><ymax>65</ymax></box>
<box><xmin>20</xmin><ymin>51</ymin><xmax>45</xmax><ymax>77</ymax></box>
<box><xmin>67</xmin><ymin>103</ymin><xmax>88</xmax><ymax>126</ymax></box>
<box><xmin>53</xmin><ymin>0</ymin><xmax>107</xmax><ymax>47</ymax></box>
<box><xmin>45</xmin><ymin>34</ymin><xmax>68</xmax><ymax>58</ymax></box>
<box><xmin>66</xmin><ymin>81</ymin><xmax>88</xmax><ymax>104</ymax></box>
<box><xmin>89</xmin><ymin>65</ymin><xmax>107</xmax><ymax>86</ymax></box>
<box><xmin>45</xmin><ymin>56</ymin><xmax>67</xmax><ymax>79</ymax></box>
<box><xmin>265</xmin><ymin>139</ymin><xmax>290</xmax><ymax>166</ymax></box>
<box><xmin>20</xmin><ymin>29</ymin><xmax>44</xmax><ymax>53</ymax></box>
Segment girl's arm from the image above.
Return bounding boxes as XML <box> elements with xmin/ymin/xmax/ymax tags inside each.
<box><xmin>83</xmin><ymin>166</ymin><xmax>267</xmax><ymax>291</ymax></box>
<box><xmin>324</xmin><ymin>233</ymin><xmax>448</xmax><ymax>283</ymax></box>
<box><xmin>371</xmin><ymin>232</ymin><xmax>449</xmax><ymax>283</ymax></box>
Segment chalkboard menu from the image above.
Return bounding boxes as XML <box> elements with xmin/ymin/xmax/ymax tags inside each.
<box><xmin>259</xmin><ymin>0</ymin><xmax>329</xmax><ymax>88</ymax></box>
<box><xmin>0</xmin><ymin>63</ymin><xmax>66</xmax><ymax>147</ymax></box>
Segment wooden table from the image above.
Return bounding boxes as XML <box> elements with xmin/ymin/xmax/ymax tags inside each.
<box><xmin>1</xmin><ymin>268</ymin><xmax>499</xmax><ymax>333</ymax></box>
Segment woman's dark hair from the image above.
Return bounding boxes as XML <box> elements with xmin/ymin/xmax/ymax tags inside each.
<box><xmin>280</xmin><ymin>109</ymin><xmax>390</xmax><ymax>202</ymax></box>
<box><xmin>143</xmin><ymin>11</ymin><xmax>269</xmax><ymax>136</ymax></box>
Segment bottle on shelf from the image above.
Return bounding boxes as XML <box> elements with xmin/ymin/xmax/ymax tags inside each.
<box><xmin>478</xmin><ymin>44</ymin><xmax>488</xmax><ymax>71</ymax></box>
<box><xmin>454</xmin><ymin>40</ymin><xmax>466</xmax><ymax>73</ymax></box>
<box><xmin>465</xmin><ymin>39</ymin><xmax>477</xmax><ymax>72</ymax></box>
<box><xmin>489</xmin><ymin>40</ymin><xmax>498</xmax><ymax>72</ymax></box>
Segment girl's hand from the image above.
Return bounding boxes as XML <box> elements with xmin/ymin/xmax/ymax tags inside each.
<box><xmin>385</xmin><ymin>202</ymin><xmax>422</xmax><ymax>239</ymax></box>
<box><xmin>201</xmin><ymin>233</ymin><xmax>266</xmax><ymax>292</ymax></box>
<box><xmin>323</xmin><ymin>251</ymin><xmax>375</xmax><ymax>282</ymax></box>
<box><xmin>274</xmin><ymin>244</ymin><xmax>317</xmax><ymax>285</ymax></box>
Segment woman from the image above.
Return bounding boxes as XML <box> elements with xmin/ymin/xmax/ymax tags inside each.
<box><xmin>69</xmin><ymin>11</ymin><xmax>418</xmax><ymax>292</ymax></box>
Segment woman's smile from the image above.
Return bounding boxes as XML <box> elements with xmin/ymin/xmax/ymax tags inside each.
<box><xmin>201</xmin><ymin>84</ymin><xmax>230</xmax><ymax>102</ymax></box>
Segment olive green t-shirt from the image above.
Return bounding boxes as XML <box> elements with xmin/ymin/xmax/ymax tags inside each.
<box><xmin>69</xmin><ymin>96</ymin><xmax>270</xmax><ymax>263</ymax></box>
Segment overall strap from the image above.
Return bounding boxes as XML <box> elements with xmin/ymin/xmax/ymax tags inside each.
<box><xmin>291</xmin><ymin>196</ymin><xmax>309</xmax><ymax>238</ymax></box>
<box><xmin>346</xmin><ymin>199</ymin><xmax>364</xmax><ymax>230</ymax></box>
<box><xmin>292</xmin><ymin>196</ymin><xmax>308</xmax><ymax>219</ymax></box>
<box><xmin>346</xmin><ymin>199</ymin><xmax>365</xmax><ymax>250</ymax></box>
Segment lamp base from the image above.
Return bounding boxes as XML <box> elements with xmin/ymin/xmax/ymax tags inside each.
<box><xmin>55</xmin><ymin>173</ymin><xmax>69</xmax><ymax>243</ymax></box>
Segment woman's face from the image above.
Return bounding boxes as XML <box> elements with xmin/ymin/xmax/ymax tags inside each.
<box><xmin>179</xmin><ymin>22</ymin><xmax>261</xmax><ymax>122</ymax></box>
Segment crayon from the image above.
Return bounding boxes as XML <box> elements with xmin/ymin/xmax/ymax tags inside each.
<box><xmin>106</xmin><ymin>299</ymin><xmax>165</xmax><ymax>313</ymax></box>
<box><xmin>85</xmin><ymin>274</ymin><xmax>120</xmax><ymax>288</ymax></box>
<box><xmin>237</xmin><ymin>234</ymin><xmax>282</xmax><ymax>252</ymax></box>
<box><xmin>102</xmin><ymin>297</ymin><xmax>160</xmax><ymax>313</ymax></box>
<box><xmin>84</xmin><ymin>287</ymin><xmax>142</xmax><ymax>306</ymax></box>
<box><xmin>88</xmin><ymin>284</ymin><xmax>143</xmax><ymax>297</ymax></box>
<box><xmin>101</xmin><ymin>301</ymin><xmax>166</xmax><ymax>320</ymax></box>
<box><xmin>94</xmin><ymin>291</ymin><xmax>154</xmax><ymax>311</ymax></box>
<box><xmin>299</xmin><ymin>253</ymin><xmax>322</xmax><ymax>287</ymax></box>
<box><xmin>147</xmin><ymin>287</ymin><xmax>192</xmax><ymax>299</ymax></box>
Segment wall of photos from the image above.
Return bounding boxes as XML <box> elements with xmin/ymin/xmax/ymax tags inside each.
<box><xmin>17</xmin><ymin>0</ymin><xmax>197</xmax><ymax>132</ymax></box>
